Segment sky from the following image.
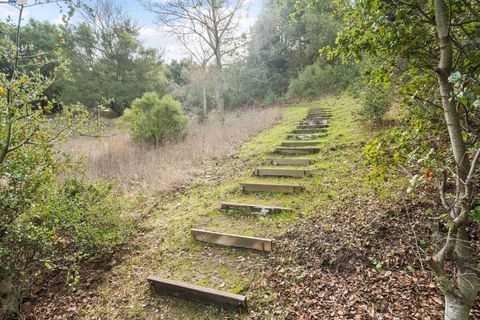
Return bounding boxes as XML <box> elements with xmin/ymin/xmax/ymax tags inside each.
<box><xmin>0</xmin><ymin>0</ymin><xmax>263</xmax><ymax>61</ymax></box>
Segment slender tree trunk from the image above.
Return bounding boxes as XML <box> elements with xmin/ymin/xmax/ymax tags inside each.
<box><xmin>202</xmin><ymin>81</ymin><xmax>207</xmax><ymax>117</ymax></box>
<box><xmin>214</xmin><ymin>51</ymin><xmax>225</xmax><ymax>116</ymax></box>
<box><xmin>432</xmin><ymin>1</ymin><xmax>480</xmax><ymax>319</ymax></box>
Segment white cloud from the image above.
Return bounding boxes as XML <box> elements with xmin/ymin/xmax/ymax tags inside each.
<box><xmin>139</xmin><ymin>27</ymin><xmax>190</xmax><ymax>61</ymax></box>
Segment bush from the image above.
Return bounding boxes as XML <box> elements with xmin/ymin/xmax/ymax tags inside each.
<box><xmin>0</xmin><ymin>171</ymin><xmax>132</xmax><ymax>318</ymax></box>
<box><xmin>359</xmin><ymin>86</ymin><xmax>392</xmax><ymax>125</ymax></box>
<box><xmin>287</xmin><ymin>62</ymin><xmax>359</xmax><ymax>99</ymax></box>
<box><xmin>123</xmin><ymin>93</ymin><xmax>187</xmax><ymax>145</ymax></box>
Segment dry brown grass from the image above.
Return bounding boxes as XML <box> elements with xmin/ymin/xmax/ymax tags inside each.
<box><xmin>60</xmin><ymin>107</ymin><xmax>282</xmax><ymax>193</ymax></box>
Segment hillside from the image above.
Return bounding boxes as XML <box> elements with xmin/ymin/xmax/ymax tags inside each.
<box><xmin>22</xmin><ymin>95</ymin><xmax>479</xmax><ymax>319</ymax></box>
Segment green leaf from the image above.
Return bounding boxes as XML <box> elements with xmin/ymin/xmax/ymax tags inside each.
<box><xmin>471</xmin><ymin>206</ymin><xmax>480</xmax><ymax>222</ymax></box>
<box><xmin>448</xmin><ymin>71</ymin><xmax>462</xmax><ymax>84</ymax></box>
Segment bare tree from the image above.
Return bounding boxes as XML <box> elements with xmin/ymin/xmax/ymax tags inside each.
<box><xmin>178</xmin><ymin>32</ymin><xmax>214</xmax><ymax>117</ymax></box>
<box><xmin>144</xmin><ymin>0</ymin><xmax>246</xmax><ymax>115</ymax></box>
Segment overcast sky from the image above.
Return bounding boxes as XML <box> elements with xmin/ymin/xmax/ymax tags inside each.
<box><xmin>0</xmin><ymin>0</ymin><xmax>263</xmax><ymax>61</ymax></box>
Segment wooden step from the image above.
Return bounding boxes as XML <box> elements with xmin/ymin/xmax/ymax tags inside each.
<box><xmin>254</xmin><ymin>168</ymin><xmax>312</xmax><ymax>177</ymax></box>
<box><xmin>291</xmin><ymin>129</ymin><xmax>327</xmax><ymax>134</ymax></box>
<box><xmin>274</xmin><ymin>147</ymin><xmax>320</xmax><ymax>155</ymax></box>
<box><xmin>281</xmin><ymin>141</ymin><xmax>319</xmax><ymax>147</ymax></box>
<box><xmin>147</xmin><ymin>276</ymin><xmax>247</xmax><ymax>309</ymax></box>
<box><xmin>305</xmin><ymin>117</ymin><xmax>331</xmax><ymax>121</ymax></box>
<box><xmin>287</xmin><ymin>134</ymin><xmax>323</xmax><ymax>140</ymax></box>
<box><xmin>221</xmin><ymin>202</ymin><xmax>292</xmax><ymax>214</ymax></box>
<box><xmin>308</xmin><ymin>110</ymin><xmax>331</xmax><ymax>114</ymax></box>
<box><xmin>297</xmin><ymin>125</ymin><xmax>328</xmax><ymax>130</ymax></box>
<box><xmin>308</xmin><ymin>114</ymin><xmax>330</xmax><ymax>116</ymax></box>
<box><xmin>301</xmin><ymin>119</ymin><xmax>329</xmax><ymax>123</ymax></box>
<box><xmin>191</xmin><ymin>229</ymin><xmax>273</xmax><ymax>252</ymax></box>
<box><xmin>241</xmin><ymin>182</ymin><xmax>303</xmax><ymax>193</ymax></box>
<box><xmin>266</xmin><ymin>158</ymin><xmax>314</xmax><ymax>165</ymax></box>
<box><xmin>304</xmin><ymin>117</ymin><xmax>330</xmax><ymax>121</ymax></box>
<box><xmin>307</xmin><ymin>114</ymin><xmax>331</xmax><ymax>117</ymax></box>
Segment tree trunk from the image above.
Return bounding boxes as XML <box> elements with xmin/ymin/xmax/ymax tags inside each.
<box><xmin>216</xmin><ymin>76</ymin><xmax>225</xmax><ymax>115</ymax></box>
<box><xmin>202</xmin><ymin>81</ymin><xmax>207</xmax><ymax>118</ymax></box>
<box><xmin>214</xmin><ymin>51</ymin><xmax>225</xmax><ymax>117</ymax></box>
<box><xmin>432</xmin><ymin>1</ymin><xmax>480</xmax><ymax>319</ymax></box>
<box><xmin>445</xmin><ymin>294</ymin><xmax>471</xmax><ymax>320</ymax></box>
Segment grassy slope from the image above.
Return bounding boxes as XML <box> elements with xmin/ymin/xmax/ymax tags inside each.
<box><xmin>79</xmin><ymin>94</ymin><xmax>395</xmax><ymax>319</ymax></box>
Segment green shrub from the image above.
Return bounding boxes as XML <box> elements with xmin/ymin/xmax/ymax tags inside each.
<box><xmin>0</xmin><ymin>171</ymin><xmax>132</xmax><ymax>318</ymax></box>
<box><xmin>359</xmin><ymin>86</ymin><xmax>392</xmax><ymax>125</ymax></box>
<box><xmin>287</xmin><ymin>62</ymin><xmax>359</xmax><ymax>99</ymax></box>
<box><xmin>123</xmin><ymin>92</ymin><xmax>187</xmax><ymax>145</ymax></box>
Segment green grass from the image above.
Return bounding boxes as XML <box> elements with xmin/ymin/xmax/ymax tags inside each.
<box><xmin>79</xmin><ymin>94</ymin><xmax>399</xmax><ymax>320</ymax></box>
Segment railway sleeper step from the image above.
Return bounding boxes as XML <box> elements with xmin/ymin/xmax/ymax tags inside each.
<box><xmin>281</xmin><ymin>141</ymin><xmax>319</xmax><ymax>147</ymax></box>
<box><xmin>221</xmin><ymin>202</ymin><xmax>292</xmax><ymax>214</ymax></box>
<box><xmin>266</xmin><ymin>158</ymin><xmax>315</xmax><ymax>165</ymax></box>
<box><xmin>147</xmin><ymin>276</ymin><xmax>247</xmax><ymax>309</ymax></box>
<box><xmin>297</xmin><ymin>125</ymin><xmax>329</xmax><ymax>130</ymax></box>
<box><xmin>274</xmin><ymin>147</ymin><xmax>320</xmax><ymax>155</ymax></box>
<box><xmin>191</xmin><ymin>228</ymin><xmax>273</xmax><ymax>252</ymax></box>
<box><xmin>254</xmin><ymin>168</ymin><xmax>313</xmax><ymax>177</ymax></box>
<box><xmin>291</xmin><ymin>129</ymin><xmax>327</xmax><ymax>134</ymax></box>
<box><xmin>287</xmin><ymin>134</ymin><xmax>324</xmax><ymax>140</ymax></box>
<box><xmin>241</xmin><ymin>182</ymin><xmax>303</xmax><ymax>193</ymax></box>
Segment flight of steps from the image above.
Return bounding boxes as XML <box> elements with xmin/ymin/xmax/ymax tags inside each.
<box><xmin>147</xmin><ymin>107</ymin><xmax>332</xmax><ymax>309</ymax></box>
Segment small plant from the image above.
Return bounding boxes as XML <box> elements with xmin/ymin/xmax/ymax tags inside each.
<box><xmin>122</xmin><ymin>92</ymin><xmax>187</xmax><ymax>146</ymax></box>
<box><xmin>368</xmin><ymin>256</ymin><xmax>384</xmax><ymax>273</ymax></box>
<box><xmin>358</xmin><ymin>86</ymin><xmax>392</xmax><ymax>126</ymax></box>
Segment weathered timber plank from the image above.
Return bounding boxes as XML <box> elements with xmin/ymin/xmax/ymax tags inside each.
<box><xmin>308</xmin><ymin>110</ymin><xmax>331</xmax><ymax>114</ymax></box>
<box><xmin>287</xmin><ymin>134</ymin><xmax>323</xmax><ymax>140</ymax></box>
<box><xmin>302</xmin><ymin>117</ymin><xmax>330</xmax><ymax>121</ymax></box>
<box><xmin>300</xmin><ymin>122</ymin><xmax>329</xmax><ymax>126</ymax></box>
<box><xmin>308</xmin><ymin>113</ymin><xmax>330</xmax><ymax>116</ymax></box>
<box><xmin>305</xmin><ymin>117</ymin><xmax>331</xmax><ymax>121</ymax></box>
<box><xmin>191</xmin><ymin>228</ymin><xmax>273</xmax><ymax>252</ymax></box>
<box><xmin>274</xmin><ymin>147</ymin><xmax>320</xmax><ymax>155</ymax></box>
<box><xmin>266</xmin><ymin>158</ymin><xmax>315</xmax><ymax>165</ymax></box>
<box><xmin>291</xmin><ymin>129</ymin><xmax>327</xmax><ymax>134</ymax></box>
<box><xmin>301</xmin><ymin>119</ymin><xmax>329</xmax><ymax>123</ymax></box>
<box><xmin>304</xmin><ymin>117</ymin><xmax>330</xmax><ymax>122</ymax></box>
<box><xmin>221</xmin><ymin>202</ymin><xmax>292</xmax><ymax>214</ymax></box>
<box><xmin>147</xmin><ymin>276</ymin><xmax>247</xmax><ymax>309</ymax></box>
<box><xmin>297</xmin><ymin>125</ymin><xmax>328</xmax><ymax>130</ymax></box>
<box><xmin>307</xmin><ymin>114</ymin><xmax>331</xmax><ymax>118</ymax></box>
<box><xmin>241</xmin><ymin>182</ymin><xmax>303</xmax><ymax>193</ymax></box>
<box><xmin>254</xmin><ymin>168</ymin><xmax>311</xmax><ymax>177</ymax></box>
<box><xmin>281</xmin><ymin>141</ymin><xmax>320</xmax><ymax>147</ymax></box>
